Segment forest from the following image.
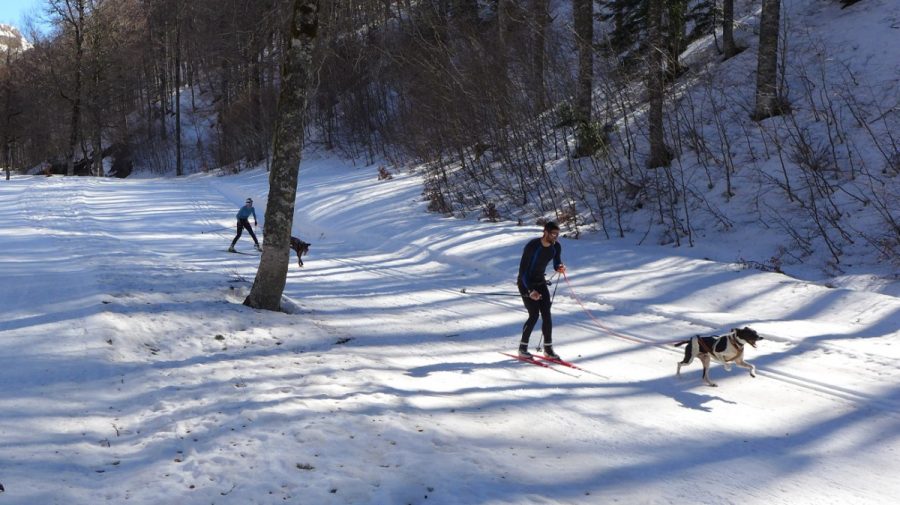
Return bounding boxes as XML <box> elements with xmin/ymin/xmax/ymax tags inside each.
<box><xmin>1</xmin><ymin>0</ymin><xmax>897</xmax><ymax>273</ymax></box>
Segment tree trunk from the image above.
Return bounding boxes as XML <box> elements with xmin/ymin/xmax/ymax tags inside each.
<box><xmin>2</xmin><ymin>137</ymin><xmax>8</xmax><ymax>180</ymax></box>
<box><xmin>243</xmin><ymin>0</ymin><xmax>319</xmax><ymax>311</ymax></box>
<box><xmin>665</xmin><ymin>0</ymin><xmax>686</xmax><ymax>80</ymax></box>
<box><xmin>250</xmin><ymin>46</ymin><xmax>264</xmax><ymax>162</ymax></box>
<box><xmin>531</xmin><ymin>0</ymin><xmax>549</xmax><ymax>111</ymax></box>
<box><xmin>722</xmin><ymin>0</ymin><xmax>737</xmax><ymax>59</ymax></box>
<box><xmin>753</xmin><ymin>0</ymin><xmax>781</xmax><ymax>120</ymax></box>
<box><xmin>493</xmin><ymin>0</ymin><xmax>510</xmax><ymax>123</ymax></box>
<box><xmin>66</xmin><ymin>0</ymin><xmax>86</xmax><ymax>177</ymax></box>
<box><xmin>2</xmin><ymin>49</ymin><xmax>10</xmax><ymax>181</ymax></box>
<box><xmin>157</xmin><ymin>23</ymin><xmax>168</xmax><ymax>141</ymax></box>
<box><xmin>175</xmin><ymin>12</ymin><xmax>183</xmax><ymax>176</ymax></box>
<box><xmin>90</xmin><ymin>67</ymin><xmax>103</xmax><ymax>176</ymax></box>
<box><xmin>646</xmin><ymin>0</ymin><xmax>672</xmax><ymax>168</ymax></box>
<box><xmin>92</xmin><ymin>127</ymin><xmax>103</xmax><ymax>176</ymax></box>
<box><xmin>573</xmin><ymin>0</ymin><xmax>594</xmax><ymax>157</ymax></box>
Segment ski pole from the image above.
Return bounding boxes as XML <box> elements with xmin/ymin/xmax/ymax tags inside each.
<box><xmin>459</xmin><ymin>288</ymin><xmax>520</xmax><ymax>297</ymax></box>
<box><xmin>201</xmin><ymin>225</ymin><xmax>232</xmax><ymax>234</ymax></box>
<box><xmin>550</xmin><ymin>271</ymin><xmax>560</xmax><ymax>303</ymax></box>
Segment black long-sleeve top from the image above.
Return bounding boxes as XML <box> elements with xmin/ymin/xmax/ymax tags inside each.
<box><xmin>518</xmin><ymin>238</ymin><xmax>562</xmax><ymax>290</ymax></box>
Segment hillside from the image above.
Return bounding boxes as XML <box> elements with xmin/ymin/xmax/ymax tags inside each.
<box><xmin>425</xmin><ymin>0</ymin><xmax>900</xmax><ymax>295</ymax></box>
<box><xmin>0</xmin><ymin>23</ymin><xmax>29</xmax><ymax>54</ymax></box>
<box><xmin>1</xmin><ymin>1</ymin><xmax>896</xmax><ymax>296</ymax></box>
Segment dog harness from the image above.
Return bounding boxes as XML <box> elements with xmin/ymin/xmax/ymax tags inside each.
<box><xmin>698</xmin><ymin>331</ymin><xmax>744</xmax><ymax>362</ymax></box>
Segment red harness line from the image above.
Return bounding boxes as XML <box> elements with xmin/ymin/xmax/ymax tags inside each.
<box><xmin>561</xmin><ymin>271</ymin><xmax>684</xmax><ymax>346</ymax></box>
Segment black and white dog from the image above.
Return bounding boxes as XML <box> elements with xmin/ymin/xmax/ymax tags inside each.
<box><xmin>290</xmin><ymin>236</ymin><xmax>311</xmax><ymax>267</ymax></box>
<box><xmin>675</xmin><ymin>327</ymin><xmax>763</xmax><ymax>387</ymax></box>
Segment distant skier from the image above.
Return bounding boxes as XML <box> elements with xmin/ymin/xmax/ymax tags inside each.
<box><xmin>228</xmin><ymin>198</ymin><xmax>261</xmax><ymax>252</ymax></box>
<box><xmin>517</xmin><ymin>221</ymin><xmax>566</xmax><ymax>360</ymax></box>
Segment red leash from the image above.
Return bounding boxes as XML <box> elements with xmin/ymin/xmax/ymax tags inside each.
<box><xmin>561</xmin><ymin>271</ymin><xmax>683</xmax><ymax>346</ymax></box>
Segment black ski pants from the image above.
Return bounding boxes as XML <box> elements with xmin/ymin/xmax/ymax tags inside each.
<box><xmin>231</xmin><ymin>218</ymin><xmax>259</xmax><ymax>247</ymax></box>
<box><xmin>518</xmin><ymin>283</ymin><xmax>552</xmax><ymax>346</ymax></box>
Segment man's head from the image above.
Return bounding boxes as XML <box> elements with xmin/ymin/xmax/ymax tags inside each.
<box><xmin>245</xmin><ymin>198</ymin><xmax>253</xmax><ymax>206</ymax></box>
<box><xmin>543</xmin><ymin>221</ymin><xmax>560</xmax><ymax>243</ymax></box>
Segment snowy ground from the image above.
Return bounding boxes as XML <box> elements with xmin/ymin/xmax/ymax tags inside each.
<box><xmin>1</xmin><ymin>156</ymin><xmax>898</xmax><ymax>504</ymax></box>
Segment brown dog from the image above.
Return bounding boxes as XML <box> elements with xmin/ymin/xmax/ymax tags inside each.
<box><xmin>675</xmin><ymin>327</ymin><xmax>763</xmax><ymax>387</ymax></box>
<box><xmin>290</xmin><ymin>236</ymin><xmax>310</xmax><ymax>267</ymax></box>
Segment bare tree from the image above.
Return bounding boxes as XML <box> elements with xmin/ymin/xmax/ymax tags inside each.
<box><xmin>174</xmin><ymin>0</ymin><xmax>182</xmax><ymax>176</ymax></box>
<box><xmin>530</xmin><ymin>0</ymin><xmax>550</xmax><ymax>110</ymax></box>
<box><xmin>244</xmin><ymin>0</ymin><xmax>319</xmax><ymax>311</ymax></box>
<box><xmin>664</xmin><ymin>0</ymin><xmax>686</xmax><ymax>80</ymax></box>
<box><xmin>753</xmin><ymin>0</ymin><xmax>782</xmax><ymax>120</ymax></box>
<box><xmin>49</xmin><ymin>0</ymin><xmax>87</xmax><ymax>176</ymax></box>
<box><xmin>573</xmin><ymin>0</ymin><xmax>594</xmax><ymax>157</ymax></box>
<box><xmin>497</xmin><ymin>0</ymin><xmax>508</xmax><ymax>75</ymax></box>
<box><xmin>646</xmin><ymin>0</ymin><xmax>672</xmax><ymax>168</ymax></box>
<box><xmin>83</xmin><ymin>0</ymin><xmax>119</xmax><ymax>177</ymax></box>
<box><xmin>1</xmin><ymin>48</ymin><xmax>17</xmax><ymax>180</ymax></box>
<box><xmin>722</xmin><ymin>0</ymin><xmax>738</xmax><ymax>59</ymax></box>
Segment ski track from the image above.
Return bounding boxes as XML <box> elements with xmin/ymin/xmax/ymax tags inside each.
<box><xmin>311</xmin><ymin>232</ymin><xmax>900</xmax><ymax>417</ymax></box>
<box><xmin>536</xmin><ymin>291</ymin><xmax>900</xmax><ymax>416</ymax></box>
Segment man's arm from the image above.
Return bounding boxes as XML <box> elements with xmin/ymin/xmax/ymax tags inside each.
<box><xmin>553</xmin><ymin>243</ymin><xmax>565</xmax><ymax>272</ymax></box>
<box><xmin>518</xmin><ymin>240</ymin><xmax>537</xmax><ymax>289</ymax></box>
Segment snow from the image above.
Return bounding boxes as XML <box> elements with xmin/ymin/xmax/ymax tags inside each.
<box><xmin>2</xmin><ymin>0</ymin><xmax>899</xmax><ymax>502</ymax></box>
<box><xmin>0</xmin><ymin>23</ymin><xmax>30</xmax><ymax>52</ymax></box>
<box><xmin>1</xmin><ymin>153</ymin><xmax>898</xmax><ymax>504</ymax></box>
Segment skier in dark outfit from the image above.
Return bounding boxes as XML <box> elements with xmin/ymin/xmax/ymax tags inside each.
<box><xmin>228</xmin><ymin>198</ymin><xmax>261</xmax><ymax>252</ymax></box>
<box><xmin>517</xmin><ymin>221</ymin><xmax>566</xmax><ymax>359</ymax></box>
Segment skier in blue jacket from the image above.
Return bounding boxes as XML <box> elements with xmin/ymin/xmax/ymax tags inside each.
<box><xmin>517</xmin><ymin>221</ymin><xmax>566</xmax><ymax>359</ymax></box>
<box><xmin>228</xmin><ymin>198</ymin><xmax>261</xmax><ymax>252</ymax></box>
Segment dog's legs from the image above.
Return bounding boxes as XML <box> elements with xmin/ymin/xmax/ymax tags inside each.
<box><xmin>700</xmin><ymin>355</ymin><xmax>717</xmax><ymax>387</ymax></box>
<box><xmin>676</xmin><ymin>341</ymin><xmax>694</xmax><ymax>377</ymax></box>
<box><xmin>733</xmin><ymin>357</ymin><xmax>757</xmax><ymax>377</ymax></box>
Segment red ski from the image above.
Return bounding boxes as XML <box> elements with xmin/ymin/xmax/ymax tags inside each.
<box><xmin>532</xmin><ymin>355</ymin><xmax>608</xmax><ymax>379</ymax></box>
<box><xmin>499</xmin><ymin>353</ymin><xmax>577</xmax><ymax>377</ymax></box>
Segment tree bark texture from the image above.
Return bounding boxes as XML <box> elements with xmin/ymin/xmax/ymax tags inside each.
<box><xmin>664</xmin><ymin>0</ymin><xmax>686</xmax><ymax>80</ymax></box>
<box><xmin>175</xmin><ymin>12</ymin><xmax>183</xmax><ymax>176</ymax></box>
<box><xmin>573</xmin><ymin>0</ymin><xmax>593</xmax><ymax>157</ymax></box>
<box><xmin>243</xmin><ymin>0</ymin><xmax>319</xmax><ymax>311</ymax></box>
<box><xmin>531</xmin><ymin>0</ymin><xmax>549</xmax><ymax>110</ymax></box>
<box><xmin>754</xmin><ymin>0</ymin><xmax>781</xmax><ymax>120</ymax></box>
<box><xmin>646</xmin><ymin>0</ymin><xmax>672</xmax><ymax>168</ymax></box>
<box><xmin>2</xmin><ymin>49</ymin><xmax>11</xmax><ymax>181</ymax></box>
<box><xmin>723</xmin><ymin>0</ymin><xmax>737</xmax><ymax>59</ymax></box>
<box><xmin>66</xmin><ymin>0</ymin><xmax>85</xmax><ymax>177</ymax></box>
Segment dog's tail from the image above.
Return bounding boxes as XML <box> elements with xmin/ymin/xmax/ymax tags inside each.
<box><xmin>673</xmin><ymin>340</ymin><xmax>690</xmax><ymax>347</ymax></box>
